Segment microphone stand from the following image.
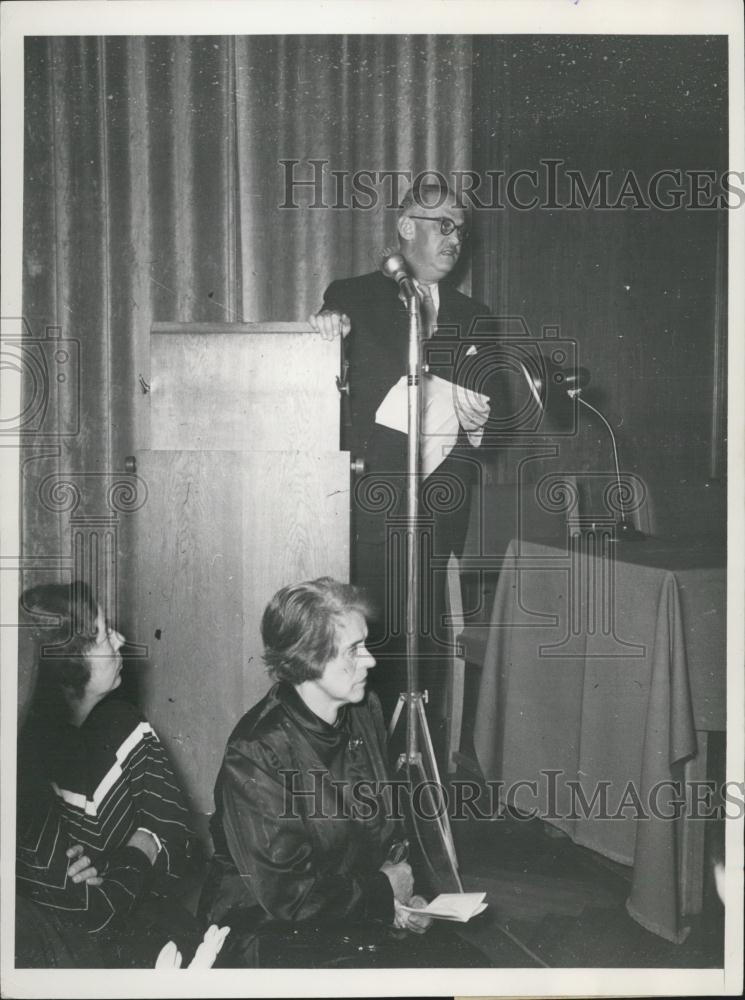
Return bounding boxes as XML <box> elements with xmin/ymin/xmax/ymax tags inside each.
<box><xmin>387</xmin><ymin>287</ymin><xmax>463</xmax><ymax>893</ymax></box>
<box><xmin>568</xmin><ymin>387</ymin><xmax>645</xmax><ymax>541</ymax></box>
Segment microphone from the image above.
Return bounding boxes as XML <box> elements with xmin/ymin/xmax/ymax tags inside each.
<box><xmin>559</xmin><ymin>367</ymin><xmax>645</xmax><ymax>540</ymax></box>
<box><xmin>380</xmin><ymin>251</ymin><xmax>417</xmax><ymax>300</ymax></box>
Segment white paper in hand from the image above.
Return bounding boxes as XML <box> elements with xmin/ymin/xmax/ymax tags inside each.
<box><xmin>398</xmin><ymin>892</ymin><xmax>488</xmax><ymax>922</ymax></box>
<box><xmin>375</xmin><ymin>375</ymin><xmax>490</xmax><ymax>477</ymax></box>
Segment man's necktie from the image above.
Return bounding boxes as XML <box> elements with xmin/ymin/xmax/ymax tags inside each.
<box><xmin>419</xmin><ymin>284</ymin><xmax>437</xmax><ymax>339</ymax></box>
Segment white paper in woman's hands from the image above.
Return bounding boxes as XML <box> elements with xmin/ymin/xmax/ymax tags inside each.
<box><xmin>397</xmin><ymin>892</ymin><xmax>488</xmax><ymax>922</ymax></box>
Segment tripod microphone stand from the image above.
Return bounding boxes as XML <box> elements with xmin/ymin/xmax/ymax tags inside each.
<box><xmin>386</xmin><ymin>279</ymin><xmax>463</xmax><ymax>893</ymax></box>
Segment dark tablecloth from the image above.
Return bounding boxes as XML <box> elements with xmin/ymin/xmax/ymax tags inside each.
<box><xmin>472</xmin><ymin>535</ymin><xmax>725</xmax><ymax>943</ymax></box>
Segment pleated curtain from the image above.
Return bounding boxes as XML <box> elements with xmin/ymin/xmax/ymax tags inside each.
<box><xmin>235</xmin><ymin>35</ymin><xmax>473</xmax><ymax>320</ymax></box>
<box><xmin>23</xmin><ymin>36</ymin><xmax>240</xmax><ymax>467</ymax></box>
<box><xmin>20</xmin><ymin>35</ymin><xmax>473</xmax><ymax>689</ymax></box>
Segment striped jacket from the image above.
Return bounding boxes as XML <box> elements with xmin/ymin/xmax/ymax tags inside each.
<box><xmin>17</xmin><ymin>697</ymin><xmax>194</xmax><ymax>933</ymax></box>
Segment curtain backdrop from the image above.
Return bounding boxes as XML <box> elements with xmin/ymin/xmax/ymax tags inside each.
<box><xmin>235</xmin><ymin>34</ymin><xmax>472</xmax><ymax>320</ymax></box>
<box><xmin>20</xmin><ymin>34</ymin><xmax>473</xmax><ymax>693</ymax></box>
<box><xmin>470</xmin><ymin>35</ymin><xmax>727</xmax><ymax>534</ymax></box>
<box><xmin>20</xmin><ymin>32</ymin><xmax>728</xmax><ymax>687</ymax></box>
<box><xmin>22</xmin><ymin>34</ymin><xmax>240</xmax><ymax>526</ymax></box>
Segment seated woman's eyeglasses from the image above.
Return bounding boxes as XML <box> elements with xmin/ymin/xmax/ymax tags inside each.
<box><xmin>408</xmin><ymin>216</ymin><xmax>469</xmax><ymax>240</ymax></box>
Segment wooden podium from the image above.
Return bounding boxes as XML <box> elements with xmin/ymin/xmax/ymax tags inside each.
<box><xmin>130</xmin><ymin>322</ymin><xmax>348</xmax><ymax>822</ymax></box>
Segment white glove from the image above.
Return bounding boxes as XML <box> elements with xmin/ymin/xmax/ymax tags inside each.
<box><xmin>154</xmin><ymin>940</ymin><xmax>182</xmax><ymax>969</ymax></box>
<box><xmin>188</xmin><ymin>924</ymin><xmax>231</xmax><ymax>968</ymax></box>
<box><xmin>154</xmin><ymin>925</ymin><xmax>230</xmax><ymax>970</ymax></box>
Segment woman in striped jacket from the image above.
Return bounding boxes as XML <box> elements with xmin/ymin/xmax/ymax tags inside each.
<box><xmin>16</xmin><ymin>580</ymin><xmax>198</xmax><ymax>967</ymax></box>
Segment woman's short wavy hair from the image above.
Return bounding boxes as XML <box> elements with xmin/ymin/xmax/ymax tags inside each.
<box><xmin>261</xmin><ymin>577</ymin><xmax>374</xmax><ymax>685</ymax></box>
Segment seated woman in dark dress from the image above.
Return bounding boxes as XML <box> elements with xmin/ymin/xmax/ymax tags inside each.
<box><xmin>16</xmin><ymin>581</ymin><xmax>199</xmax><ymax>968</ymax></box>
<box><xmin>200</xmin><ymin>577</ymin><xmax>486</xmax><ymax>968</ymax></box>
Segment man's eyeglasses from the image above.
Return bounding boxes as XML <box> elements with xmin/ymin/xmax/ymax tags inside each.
<box><xmin>407</xmin><ymin>216</ymin><xmax>469</xmax><ymax>240</ymax></box>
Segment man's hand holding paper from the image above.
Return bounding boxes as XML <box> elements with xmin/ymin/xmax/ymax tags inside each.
<box><xmin>453</xmin><ymin>382</ymin><xmax>492</xmax><ymax>447</ymax></box>
<box><xmin>375</xmin><ymin>374</ymin><xmax>491</xmax><ymax>477</ymax></box>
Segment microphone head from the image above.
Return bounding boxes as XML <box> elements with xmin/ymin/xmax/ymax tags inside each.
<box><xmin>380</xmin><ymin>249</ymin><xmax>417</xmax><ymax>300</ymax></box>
<box><xmin>380</xmin><ymin>251</ymin><xmax>409</xmax><ymax>281</ymax></box>
<box><xmin>561</xmin><ymin>366</ymin><xmax>591</xmax><ymax>395</ymax></box>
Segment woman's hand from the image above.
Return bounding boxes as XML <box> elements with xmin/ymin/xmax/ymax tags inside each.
<box><xmin>66</xmin><ymin>844</ymin><xmax>102</xmax><ymax>886</ymax></box>
<box><xmin>393</xmin><ymin>895</ymin><xmax>433</xmax><ymax>935</ymax></box>
<box><xmin>379</xmin><ymin>860</ymin><xmax>414</xmax><ymax>903</ymax></box>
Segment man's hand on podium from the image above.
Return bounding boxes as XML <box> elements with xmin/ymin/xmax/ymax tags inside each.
<box><xmin>308</xmin><ymin>309</ymin><xmax>351</xmax><ymax>340</ymax></box>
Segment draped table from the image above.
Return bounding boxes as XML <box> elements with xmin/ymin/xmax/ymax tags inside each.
<box><xmin>469</xmin><ymin>533</ymin><xmax>726</xmax><ymax>943</ymax></box>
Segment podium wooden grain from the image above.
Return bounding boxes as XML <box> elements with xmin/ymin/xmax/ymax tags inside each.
<box><xmin>150</xmin><ymin>323</ymin><xmax>340</xmax><ymax>453</ymax></box>
<box><xmin>131</xmin><ymin>323</ymin><xmax>348</xmax><ymax>820</ymax></box>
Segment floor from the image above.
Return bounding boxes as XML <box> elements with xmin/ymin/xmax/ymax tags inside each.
<box><xmin>436</xmin><ymin>594</ymin><xmax>727</xmax><ymax>970</ymax></box>
<box><xmin>445</xmin><ymin>801</ymin><xmax>725</xmax><ymax>968</ymax></box>
<box><xmin>179</xmin><ymin>792</ymin><xmax>724</xmax><ymax>970</ymax></box>
<box><xmin>180</xmin><ymin>719</ymin><xmax>725</xmax><ymax>970</ymax></box>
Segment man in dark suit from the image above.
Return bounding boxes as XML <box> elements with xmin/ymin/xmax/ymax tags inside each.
<box><xmin>309</xmin><ymin>182</ymin><xmax>492</xmax><ymax>742</ymax></box>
